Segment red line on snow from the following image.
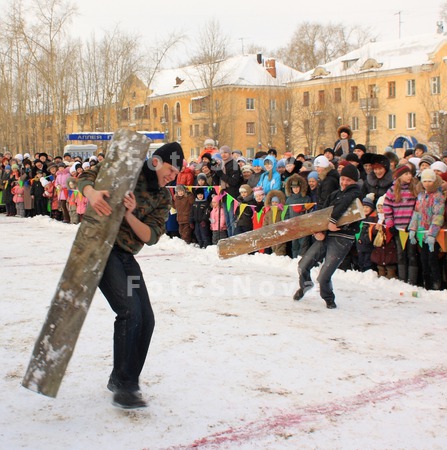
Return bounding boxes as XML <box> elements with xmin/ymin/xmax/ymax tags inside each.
<box><xmin>163</xmin><ymin>367</ymin><xmax>447</xmax><ymax>449</ymax></box>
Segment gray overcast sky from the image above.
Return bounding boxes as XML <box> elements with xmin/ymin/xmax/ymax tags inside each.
<box><xmin>6</xmin><ymin>0</ymin><xmax>443</xmax><ymax>66</ymax></box>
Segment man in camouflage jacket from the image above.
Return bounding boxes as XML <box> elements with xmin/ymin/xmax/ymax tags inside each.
<box><xmin>78</xmin><ymin>142</ymin><xmax>184</xmax><ymax>409</ymax></box>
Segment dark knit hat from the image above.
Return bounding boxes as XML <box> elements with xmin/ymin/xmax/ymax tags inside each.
<box><xmin>393</xmin><ymin>164</ymin><xmax>412</xmax><ymax>180</ymax></box>
<box><xmin>340</xmin><ymin>164</ymin><xmax>359</xmax><ymax>181</ymax></box>
<box><xmin>360</xmin><ymin>153</ymin><xmax>374</xmax><ymax>165</ymax></box>
<box><xmin>345</xmin><ymin>153</ymin><xmax>360</xmax><ymax>163</ymax></box>
<box><xmin>362</xmin><ymin>195</ymin><xmax>375</xmax><ymax>210</ymax></box>
<box><xmin>153</xmin><ymin>142</ymin><xmax>185</xmax><ymax>171</ymax></box>
<box><xmin>354</xmin><ymin>144</ymin><xmax>366</xmax><ymax>153</ymax></box>
<box><xmin>414</xmin><ymin>143</ymin><xmax>427</xmax><ymax>153</ymax></box>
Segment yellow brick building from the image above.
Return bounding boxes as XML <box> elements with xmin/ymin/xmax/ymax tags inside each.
<box><xmin>288</xmin><ymin>33</ymin><xmax>447</xmax><ymax>157</ymax></box>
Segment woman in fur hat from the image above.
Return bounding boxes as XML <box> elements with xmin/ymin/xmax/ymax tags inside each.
<box><xmin>361</xmin><ymin>154</ymin><xmax>394</xmax><ymax>204</ymax></box>
<box><xmin>333</xmin><ymin>125</ymin><xmax>356</xmax><ymax>157</ymax></box>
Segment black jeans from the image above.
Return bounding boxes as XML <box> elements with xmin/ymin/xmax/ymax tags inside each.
<box><xmin>298</xmin><ymin>236</ymin><xmax>354</xmax><ymax>303</ymax></box>
<box><xmin>99</xmin><ymin>246</ymin><xmax>155</xmax><ymax>391</ymax></box>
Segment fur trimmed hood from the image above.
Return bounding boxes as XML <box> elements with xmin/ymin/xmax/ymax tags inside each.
<box><xmin>337</xmin><ymin>125</ymin><xmax>353</xmax><ymax>138</ymax></box>
<box><xmin>285</xmin><ymin>174</ymin><xmax>308</xmax><ymax>197</ymax></box>
<box><xmin>264</xmin><ymin>189</ymin><xmax>286</xmax><ymax>207</ymax></box>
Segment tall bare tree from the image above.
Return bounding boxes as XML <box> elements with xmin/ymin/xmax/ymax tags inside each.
<box><xmin>275</xmin><ymin>22</ymin><xmax>374</xmax><ymax>72</ymax></box>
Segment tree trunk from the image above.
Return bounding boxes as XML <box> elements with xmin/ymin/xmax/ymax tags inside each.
<box><xmin>22</xmin><ymin>129</ymin><xmax>150</xmax><ymax>398</ymax></box>
<box><xmin>217</xmin><ymin>199</ymin><xmax>364</xmax><ymax>259</ymax></box>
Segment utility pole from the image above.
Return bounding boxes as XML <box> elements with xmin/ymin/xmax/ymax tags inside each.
<box><xmin>395</xmin><ymin>11</ymin><xmax>402</xmax><ymax>39</ymax></box>
<box><xmin>238</xmin><ymin>37</ymin><xmax>248</xmax><ymax>55</ymax></box>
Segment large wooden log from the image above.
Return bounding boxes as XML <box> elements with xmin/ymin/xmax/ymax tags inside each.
<box><xmin>217</xmin><ymin>198</ymin><xmax>365</xmax><ymax>259</ymax></box>
<box><xmin>22</xmin><ymin>129</ymin><xmax>150</xmax><ymax>398</ymax></box>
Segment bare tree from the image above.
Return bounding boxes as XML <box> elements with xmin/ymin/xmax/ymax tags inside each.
<box><xmin>275</xmin><ymin>22</ymin><xmax>375</xmax><ymax>72</ymax></box>
<box><xmin>187</xmin><ymin>19</ymin><xmax>233</xmax><ymax>148</ymax></box>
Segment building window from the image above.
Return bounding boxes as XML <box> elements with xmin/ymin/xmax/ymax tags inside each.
<box><xmin>189</xmin><ymin>125</ymin><xmax>193</xmax><ymax>137</ymax></box>
<box><xmin>174</xmin><ymin>102</ymin><xmax>181</xmax><ymax>122</ymax></box>
<box><xmin>388</xmin><ymin>114</ymin><xmax>396</xmax><ymax>130</ymax></box>
<box><xmin>246</xmin><ymin>148</ymin><xmax>255</xmax><ymax>159</ymax></box>
<box><xmin>246</xmin><ymin>98</ymin><xmax>255</xmax><ymax>110</ymax></box>
<box><xmin>318</xmin><ymin>119</ymin><xmax>326</xmax><ymax>133</ymax></box>
<box><xmin>134</xmin><ymin>105</ymin><xmax>149</xmax><ymax>120</ymax></box>
<box><xmin>191</xmin><ymin>97</ymin><xmax>209</xmax><ymax>113</ymax></box>
<box><xmin>368</xmin><ymin>84</ymin><xmax>377</xmax><ymax>98</ymax></box>
<box><xmin>152</xmin><ymin>108</ymin><xmax>157</xmax><ymax>119</ymax></box>
<box><xmin>285</xmin><ymin>99</ymin><xmax>291</xmax><ymax>111</ymax></box>
<box><xmin>407</xmin><ymin>79</ymin><xmax>416</xmax><ymax>96</ymax></box>
<box><xmin>351</xmin><ymin>86</ymin><xmax>358</xmax><ymax>102</ymax></box>
<box><xmin>162</xmin><ymin>104</ymin><xmax>169</xmax><ymax>123</ymax></box>
<box><xmin>318</xmin><ymin>90</ymin><xmax>325</xmax><ymax>106</ymax></box>
<box><xmin>388</xmin><ymin>81</ymin><xmax>396</xmax><ymax>98</ymax></box>
<box><xmin>194</xmin><ymin>124</ymin><xmax>200</xmax><ymax>136</ymax></box>
<box><xmin>190</xmin><ymin>148</ymin><xmax>200</xmax><ymax>159</ymax></box>
<box><xmin>407</xmin><ymin>112</ymin><xmax>416</xmax><ymax>129</ymax></box>
<box><xmin>176</xmin><ymin>127</ymin><xmax>181</xmax><ymax>139</ymax></box>
<box><xmin>246</xmin><ymin>122</ymin><xmax>255</xmax><ymax>134</ymax></box>
<box><xmin>269</xmin><ymin>99</ymin><xmax>277</xmax><ymax>110</ymax></box>
<box><xmin>203</xmin><ymin>124</ymin><xmax>209</xmax><ymax>136</ymax></box>
<box><xmin>269</xmin><ymin>124</ymin><xmax>277</xmax><ymax>135</ymax></box>
<box><xmin>303</xmin><ymin>119</ymin><xmax>310</xmax><ymax>133</ymax></box>
<box><xmin>303</xmin><ymin>91</ymin><xmax>309</xmax><ymax>107</ymax></box>
<box><xmin>431</xmin><ymin>76</ymin><xmax>441</xmax><ymax>95</ymax></box>
<box><xmin>121</xmin><ymin>107</ymin><xmax>130</xmax><ymax>122</ymax></box>
<box><xmin>334</xmin><ymin>88</ymin><xmax>341</xmax><ymax>103</ymax></box>
<box><xmin>431</xmin><ymin>111</ymin><xmax>440</xmax><ymax>129</ymax></box>
<box><xmin>368</xmin><ymin>115</ymin><xmax>377</xmax><ymax>131</ymax></box>
<box><xmin>351</xmin><ymin>116</ymin><xmax>359</xmax><ymax>131</ymax></box>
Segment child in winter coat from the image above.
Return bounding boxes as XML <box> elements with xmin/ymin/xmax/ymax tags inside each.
<box><xmin>383</xmin><ymin>164</ymin><xmax>420</xmax><ymax>285</ymax></box>
<box><xmin>371</xmin><ymin>195</ymin><xmax>397</xmax><ymax>279</ymax></box>
<box><xmin>252</xmin><ymin>186</ymin><xmax>265</xmax><ymax>230</ymax></box>
<box><xmin>234</xmin><ymin>184</ymin><xmax>256</xmax><ymax>235</ymax></box>
<box><xmin>285</xmin><ymin>174</ymin><xmax>311</xmax><ymax>258</ymax></box>
<box><xmin>356</xmin><ymin>194</ymin><xmax>377</xmax><ymax>272</ymax></box>
<box><xmin>30</xmin><ymin>171</ymin><xmax>48</xmax><ymax>216</ymax></box>
<box><xmin>11</xmin><ymin>181</ymin><xmax>25</xmax><ymax>217</ymax></box>
<box><xmin>256</xmin><ymin>155</ymin><xmax>281</xmax><ymax>195</ymax></box>
<box><xmin>67</xmin><ymin>177</ymin><xmax>79</xmax><ymax>224</ymax></box>
<box><xmin>189</xmin><ymin>188</ymin><xmax>212</xmax><ymax>248</ymax></box>
<box><xmin>76</xmin><ymin>188</ymin><xmax>88</xmax><ymax>222</ymax></box>
<box><xmin>174</xmin><ymin>184</ymin><xmax>195</xmax><ymax>244</ymax></box>
<box><xmin>209</xmin><ymin>195</ymin><xmax>227</xmax><ymax>244</ymax></box>
<box><xmin>262</xmin><ymin>189</ymin><xmax>287</xmax><ymax>256</ymax></box>
<box><xmin>408</xmin><ymin>169</ymin><xmax>446</xmax><ymax>290</ymax></box>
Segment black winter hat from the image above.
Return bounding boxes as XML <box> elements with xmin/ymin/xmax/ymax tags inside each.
<box><xmin>354</xmin><ymin>144</ymin><xmax>366</xmax><ymax>153</ymax></box>
<box><xmin>371</xmin><ymin>154</ymin><xmax>390</xmax><ymax>171</ymax></box>
<box><xmin>152</xmin><ymin>142</ymin><xmax>185</xmax><ymax>171</ymax></box>
<box><xmin>340</xmin><ymin>164</ymin><xmax>359</xmax><ymax>182</ymax></box>
<box><xmin>345</xmin><ymin>153</ymin><xmax>360</xmax><ymax>163</ymax></box>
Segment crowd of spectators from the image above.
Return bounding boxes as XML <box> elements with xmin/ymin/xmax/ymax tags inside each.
<box><xmin>1</xmin><ymin>126</ymin><xmax>447</xmax><ymax>291</ymax></box>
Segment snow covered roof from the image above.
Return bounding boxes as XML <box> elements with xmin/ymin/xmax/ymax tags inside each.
<box><xmin>293</xmin><ymin>33</ymin><xmax>447</xmax><ymax>83</ymax></box>
<box><xmin>148</xmin><ymin>54</ymin><xmax>302</xmax><ymax>98</ymax></box>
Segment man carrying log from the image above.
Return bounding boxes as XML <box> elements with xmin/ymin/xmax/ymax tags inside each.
<box><xmin>293</xmin><ymin>164</ymin><xmax>362</xmax><ymax>309</ymax></box>
<box><xmin>78</xmin><ymin>142</ymin><xmax>184</xmax><ymax>409</ymax></box>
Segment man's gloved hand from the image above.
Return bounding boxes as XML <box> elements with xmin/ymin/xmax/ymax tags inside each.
<box><xmin>425</xmin><ymin>235</ymin><xmax>436</xmax><ymax>252</ymax></box>
<box><xmin>409</xmin><ymin>230</ymin><xmax>417</xmax><ymax>245</ymax></box>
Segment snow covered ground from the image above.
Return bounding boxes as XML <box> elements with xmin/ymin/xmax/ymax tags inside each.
<box><xmin>1</xmin><ymin>215</ymin><xmax>446</xmax><ymax>449</ymax></box>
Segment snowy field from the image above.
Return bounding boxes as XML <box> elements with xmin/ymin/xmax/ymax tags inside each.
<box><xmin>1</xmin><ymin>215</ymin><xmax>446</xmax><ymax>449</ymax></box>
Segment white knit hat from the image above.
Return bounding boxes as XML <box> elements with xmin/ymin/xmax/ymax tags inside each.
<box><xmin>431</xmin><ymin>161</ymin><xmax>447</xmax><ymax>174</ymax></box>
<box><xmin>313</xmin><ymin>155</ymin><xmax>330</xmax><ymax>168</ymax></box>
<box><xmin>420</xmin><ymin>169</ymin><xmax>436</xmax><ymax>182</ymax></box>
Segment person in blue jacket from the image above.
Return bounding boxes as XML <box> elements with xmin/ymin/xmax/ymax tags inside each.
<box><xmin>256</xmin><ymin>155</ymin><xmax>281</xmax><ymax>195</ymax></box>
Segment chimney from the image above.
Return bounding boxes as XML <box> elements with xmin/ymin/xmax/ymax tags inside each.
<box><xmin>256</xmin><ymin>53</ymin><xmax>262</xmax><ymax>64</ymax></box>
<box><xmin>265</xmin><ymin>58</ymin><xmax>277</xmax><ymax>78</ymax></box>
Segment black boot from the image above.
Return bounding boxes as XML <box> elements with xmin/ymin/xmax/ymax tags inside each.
<box><xmin>325</xmin><ymin>300</ymin><xmax>337</xmax><ymax>309</ymax></box>
<box><xmin>113</xmin><ymin>389</ymin><xmax>147</xmax><ymax>409</ymax></box>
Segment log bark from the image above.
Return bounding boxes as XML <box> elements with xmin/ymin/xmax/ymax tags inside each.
<box><xmin>22</xmin><ymin>129</ymin><xmax>150</xmax><ymax>398</ymax></box>
<box><xmin>217</xmin><ymin>199</ymin><xmax>364</xmax><ymax>259</ymax></box>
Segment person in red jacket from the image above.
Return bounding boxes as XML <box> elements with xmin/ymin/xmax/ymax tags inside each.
<box><xmin>176</xmin><ymin>160</ymin><xmax>194</xmax><ymax>187</ymax></box>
